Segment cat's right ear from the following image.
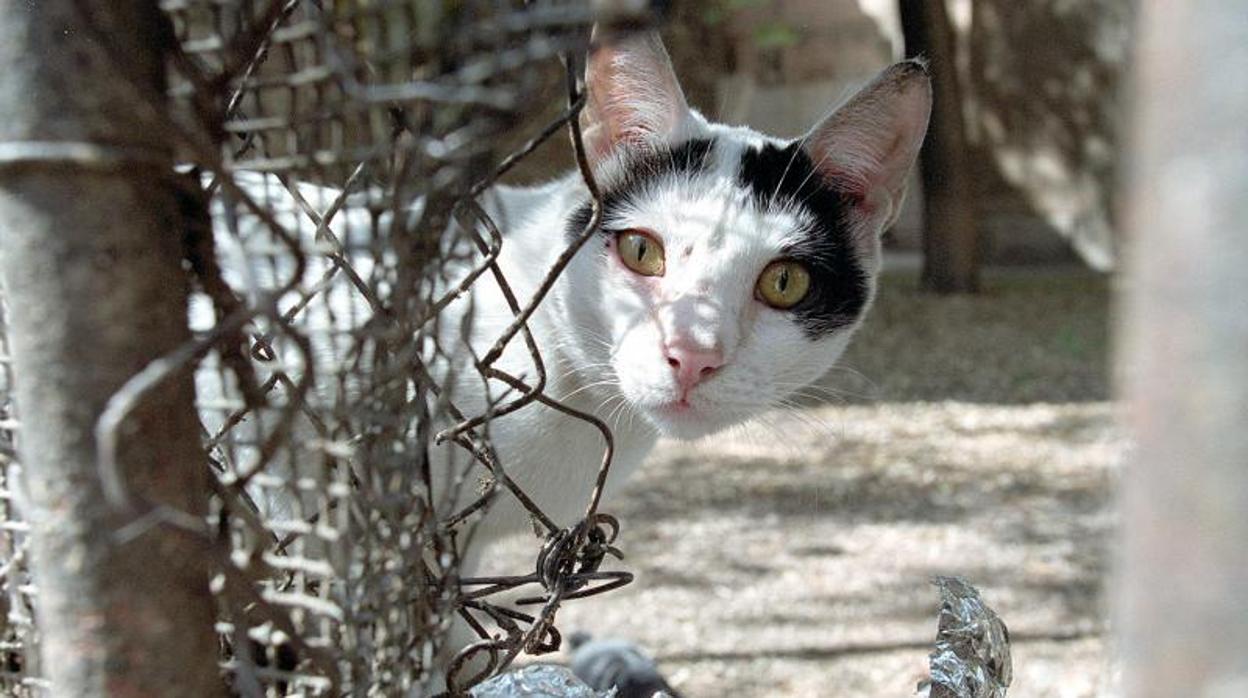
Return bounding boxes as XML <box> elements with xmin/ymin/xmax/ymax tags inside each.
<box><xmin>802</xmin><ymin>60</ymin><xmax>932</xmax><ymax>230</ymax></box>
<box><xmin>581</xmin><ymin>27</ymin><xmax>691</xmax><ymax>165</ymax></box>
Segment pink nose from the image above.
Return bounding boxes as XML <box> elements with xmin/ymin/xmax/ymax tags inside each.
<box><xmin>665</xmin><ymin>343</ymin><xmax>724</xmax><ymax>399</ymax></box>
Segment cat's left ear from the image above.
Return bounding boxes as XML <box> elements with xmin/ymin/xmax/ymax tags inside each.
<box><xmin>581</xmin><ymin>27</ymin><xmax>691</xmax><ymax>165</ymax></box>
<box><xmin>803</xmin><ymin>60</ymin><xmax>932</xmax><ymax>228</ymax></box>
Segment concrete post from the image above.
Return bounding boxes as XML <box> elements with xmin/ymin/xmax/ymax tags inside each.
<box><xmin>0</xmin><ymin>2</ymin><xmax>224</xmax><ymax>695</ymax></box>
<box><xmin>1117</xmin><ymin>1</ymin><xmax>1248</xmax><ymax>695</ymax></box>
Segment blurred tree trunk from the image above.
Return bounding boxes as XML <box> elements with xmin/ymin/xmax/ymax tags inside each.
<box><xmin>899</xmin><ymin>0</ymin><xmax>979</xmax><ymax>293</ymax></box>
<box><xmin>1117</xmin><ymin>1</ymin><xmax>1248</xmax><ymax>696</ymax></box>
<box><xmin>0</xmin><ymin>1</ymin><xmax>224</xmax><ymax>695</ymax></box>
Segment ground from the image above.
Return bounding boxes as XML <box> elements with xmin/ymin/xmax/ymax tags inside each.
<box><xmin>491</xmin><ymin>266</ymin><xmax>1121</xmax><ymax>697</ymax></box>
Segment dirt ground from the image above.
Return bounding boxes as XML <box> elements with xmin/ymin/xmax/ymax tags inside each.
<box><xmin>491</xmin><ymin>266</ymin><xmax>1122</xmax><ymax>697</ymax></box>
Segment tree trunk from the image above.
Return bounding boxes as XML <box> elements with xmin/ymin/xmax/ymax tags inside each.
<box><xmin>899</xmin><ymin>0</ymin><xmax>979</xmax><ymax>293</ymax></box>
<box><xmin>1117</xmin><ymin>1</ymin><xmax>1248</xmax><ymax>695</ymax></box>
<box><xmin>0</xmin><ymin>2</ymin><xmax>224</xmax><ymax>696</ymax></box>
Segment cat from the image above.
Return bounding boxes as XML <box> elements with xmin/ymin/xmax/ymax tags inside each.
<box><xmin>198</xmin><ymin>24</ymin><xmax>930</xmax><ymax>681</ymax></box>
<box><xmin>440</xmin><ymin>28</ymin><xmax>931</xmax><ymax>549</ymax></box>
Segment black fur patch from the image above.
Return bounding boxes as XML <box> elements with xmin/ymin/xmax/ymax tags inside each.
<box><xmin>565</xmin><ymin>138</ymin><xmax>716</xmax><ymax>242</ymax></box>
<box><xmin>737</xmin><ymin>141</ymin><xmax>869</xmax><ymax>338</ymax></box>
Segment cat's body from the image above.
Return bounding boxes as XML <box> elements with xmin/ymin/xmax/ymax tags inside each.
<box><xmin>199</xmin><ymin>29</ymin><xmax>930</xmax><ymax>670</ymax></box>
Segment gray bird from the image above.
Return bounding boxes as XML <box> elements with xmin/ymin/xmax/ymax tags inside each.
<box><xmin>568</xmin><ymin>633</ymin><xmax>681</xmax><ymax>698</ymax></box>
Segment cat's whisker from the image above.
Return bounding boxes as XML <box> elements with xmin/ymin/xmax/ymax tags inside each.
<box><xmin>560</xmin><ymin>322</ymin><xmax>615</xmax><ymax>349</ymax></box>
<box><xmin>750</xmin><ymin>412</ymin><xmax>795</xmax><ymax>447</ymax></box>
<box><xmin>773</xmin><ymin>383</ymin><xmax>853</xmax><ymax>403</ymax></box>
<box><xmin>559</xmin><ymin>378</ymin><xmax>622</xmax><ymax>404</ymax></box>
<box><xmin>625</xmin><ymin>399</ymin><xmax>645</xmax><ymax>435</ymax></box>
<box><xmin>766</xmin><ymin>130</ymin><xmax>815</xmax><ymax>212</ymax></box>
<box><xmin>596</xmin><ymin>392</ymin><xmax>627</xmax><ymax>422</ymax></box>
<box><xmin>789</xmin><ymin>147</ymin><xmax>840</xmax><ymax>210</ymax></box>
<box><xmin>819</xmin><ymin>363</ymin><xmax>879</xmax><ymax>389</ymax></box>
<box><xmin>591</xmin><ymin>392</ymin><xmax>621</xmax><ymax>417</ymax></box>
<box><xmin>735</xmin><ymin>401</ymin><xmax>836</xmax><ymax>450</ymax></box>
<box><xmin>606</xmin><ymin>397</ymin><xmax>632</xmax><ymax>432</ymax></box>
<box><xmin>772</xmin><ymin>400</ymin><xmax>844</xmax><ymax>441</ymax></box>
<box><xmin>770</xmin><ymin>372</ymin><xmax>879</xmax><ymax>404</ymax></box>
<box><xmin>547</xmin><ymin>361</ymin><xmax>618</xmax><ymax>386</ymax></box>
<box><xmin>548</xmin><ymin>361</ymin><xmax>616</xmax><ymax>379</ymax></box>
<box><xmin>762</xmin><ymin>89</ymin><xmax>845</xmax><ymax>213</ymax></box>
<box><xmin>787</xmin><ymin>382</ymin><xmax>876</xmax><ymax>404</ymax></box>
<box><xmin>727</xmin><ymin>409</ymin><xmax>811</xmax><ymax>457</ymax></box>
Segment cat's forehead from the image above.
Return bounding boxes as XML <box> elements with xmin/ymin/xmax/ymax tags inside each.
<box><xmin>591</xmin><ymin>129</ymin><xmax>850</xmax><ymax>253</ymax></box>
<box><xmin>608</xmin><ymin>164</ymin><xmax>802</xmax><ymax>251</ymax></box>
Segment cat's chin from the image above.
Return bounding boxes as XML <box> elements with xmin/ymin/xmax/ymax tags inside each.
<box><xmin>642</xmin><ymin>401</ymin><xmax>735</xmax><ymax>441</ymax></box>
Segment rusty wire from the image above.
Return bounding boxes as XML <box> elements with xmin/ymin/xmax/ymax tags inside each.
<box><xmin>0</xmin><ymin>1</ymin><xmax>657</xmax><ymax>695</ymax></box>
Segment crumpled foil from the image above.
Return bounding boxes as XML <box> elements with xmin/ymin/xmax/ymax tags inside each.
<box><xmin>923</xmin><ymin>576</ymin><xmax>1013</xmax><ymax>698</ymax></box>
<box><xmin>470</xmin><ymin>665</ymin><xmax>617</xmax><ymax>698</ymax></box>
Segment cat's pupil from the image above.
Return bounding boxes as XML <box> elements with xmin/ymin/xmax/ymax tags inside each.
<box><xmin>635</xmin><ymin>238</ymin><xmax>647</xmax><ymax>261</ymax></box>
<box><xmin>777</xmin><ymin>268</ymin><xmax>788</xmax><ymax>292</ymax></box>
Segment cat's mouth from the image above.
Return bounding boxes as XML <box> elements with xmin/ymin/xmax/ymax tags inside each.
<box><xmin>642</xmin><ymin>398</ymin><xmax>727</xmax><ymax>440</ymax></box>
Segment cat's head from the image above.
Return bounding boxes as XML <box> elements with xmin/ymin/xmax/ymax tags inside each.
<box><xmin>560</xmin><ymin>28</ymin><xmax>930</xmax><ymax>440</ymax></box>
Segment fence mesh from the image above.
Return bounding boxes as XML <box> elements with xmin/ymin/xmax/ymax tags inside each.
<box><xmin>0</xmin><ymin>291</ymin><xmax>44</xmax><ymax>695</ymax></box>
<box><xmin>0</xmin><ymin>0</ymin><xmax>643</xmax><ymax>694</ymax></box>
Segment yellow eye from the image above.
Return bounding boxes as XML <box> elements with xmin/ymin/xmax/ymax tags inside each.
<box><xmin>617</xmin><ymin>230</ymin><xmax>665</xmax><ymax>276</ymax></box>
<box><xmin>756</xmin><ymin>260</ymin><xmax>811</xmax><ymax>309</ymax></box>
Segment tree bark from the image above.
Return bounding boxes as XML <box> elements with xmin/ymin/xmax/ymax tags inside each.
<box><xmin>0</xmin><ymin>2</ymin><xmax>224</xmax><ymax>696</ymax></box>
<box><xmin>1117</xmin><ymin>1</ymin><xmax>1248</xmax><ymax>695</ymax></box>
<box><xmin>899</xmin><ymin>0</ymin><xmax>979</xmax><ymax>293</ymax></box>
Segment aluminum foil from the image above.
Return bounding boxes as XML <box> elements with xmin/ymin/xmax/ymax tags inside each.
<box><xmin>924</xmin><ymin>576</ymin><xmax>1013</xmax><ymax>698</ymax></box>
<box><xmin>470</xmin><ymin>665</ymin><xmax>617</xmax><ymax>698</ymax></box>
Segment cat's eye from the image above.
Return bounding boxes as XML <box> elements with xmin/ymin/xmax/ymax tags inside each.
<box><xmin>616</xmin><ymin>230</ymin><xmax>665</xmax><ymax>277</ymax></box>
<box><xmin>756</xmin><ymin>260</ymin><xmax>811</xmax><ymax>309</ymax></box>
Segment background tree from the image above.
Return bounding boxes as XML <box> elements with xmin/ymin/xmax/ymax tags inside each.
<box><xmin>899</xmin><ymin>0</ymin><xmax>979</xmax><ymax>293</ymax></box>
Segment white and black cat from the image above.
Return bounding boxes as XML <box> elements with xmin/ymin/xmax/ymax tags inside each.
<box><xmin>441</xmin><ymin>29</ymin><xmax>931</xmax><ymax>550</ymax></box>
<box><xmin>201</xmin><ymin>27</ymin><xmax>930</xmax><ymax>574</ymax></box>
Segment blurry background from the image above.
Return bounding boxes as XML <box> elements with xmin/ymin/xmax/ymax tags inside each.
<box><xmin>509</xmin><ymin>0</ymin><xmax>1130</xmax><ymax>272</ymax></box>
<box><xmin>489</xmin><ymin>1</ymin><xmax>1130</xmax><ymax>695</ymax></box>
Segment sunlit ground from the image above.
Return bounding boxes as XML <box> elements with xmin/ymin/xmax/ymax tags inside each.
<box><xmin>494</xmin><ymin>266</ymin><xmax>1121</xmax><ymax>697</ymax></box>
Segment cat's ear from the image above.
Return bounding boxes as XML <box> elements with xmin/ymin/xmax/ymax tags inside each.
<box><xmin>581</xmin><ymin>27</ymin><xmax>691</xmax><ymax>164</ymax></box>
<box><xmin>803</xmin><ymin>60</ymin><xmax>931</xmax><ymax>226</ymax></box>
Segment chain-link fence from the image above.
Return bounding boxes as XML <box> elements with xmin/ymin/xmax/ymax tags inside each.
<box><xmin>0</xmin><ymin>1</ymin><xmax>649</xmax><ymax>694</ymax></box>
<box><xmin>0</xmin><ymin>291</ymin><xmax>42</xmax><ymax>693</ymax></box>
